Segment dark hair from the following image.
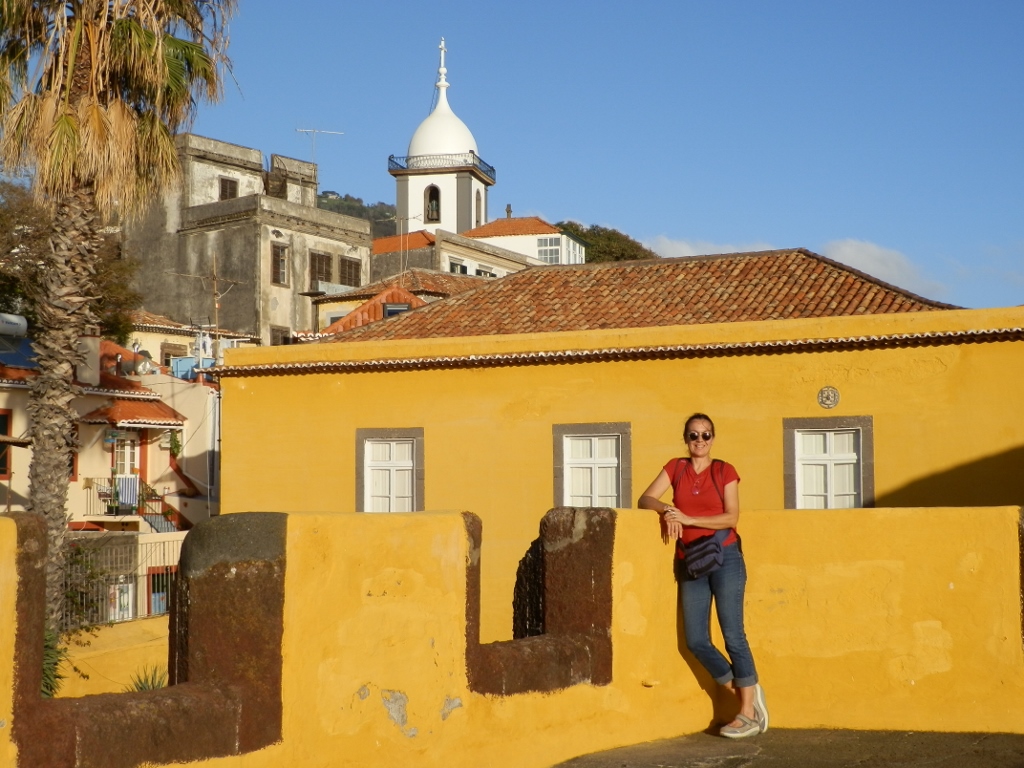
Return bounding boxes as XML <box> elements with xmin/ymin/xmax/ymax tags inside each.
<box><xmin>684</xmin><ymin>413</ymin><xmax>715</xmax><ymax>438</ymax></box>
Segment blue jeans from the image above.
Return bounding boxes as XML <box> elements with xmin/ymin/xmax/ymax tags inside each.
<box><xmin>679</xmin><ymin>542</ymin><xmax>758</xmax><ymax>688</ymax></box>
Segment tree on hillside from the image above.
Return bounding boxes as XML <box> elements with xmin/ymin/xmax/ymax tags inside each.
<box><xmin>556</xmin><ymin>221</ymin><xmax>659</xmax><ymax>263</ymax></box>
<box><xmin>318</xmin><ymin>193</ymin><xmax>397</xmax><ymax>238</ymax></box>
<box><xmin>0</xmin><ymin>0</ymin><xmax>234</xmax><ymax>627</ymax></box>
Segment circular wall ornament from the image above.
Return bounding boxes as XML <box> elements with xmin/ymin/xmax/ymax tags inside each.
<box><xmin>817</xmin><ymin>386</ymin><xmax>840</xmax><ymax>409</ymax></box>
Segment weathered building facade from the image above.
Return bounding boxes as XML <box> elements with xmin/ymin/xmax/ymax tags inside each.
<box><xmin>126</xmin><ymin>134</ymin><xmax>372</xmax><ymax>345</ymax></box>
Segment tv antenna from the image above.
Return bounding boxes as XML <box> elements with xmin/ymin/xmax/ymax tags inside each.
<box><xmin>166</xmin><ymin>251</ymin><xmax>246</xmax><ymax>363</ymax></box>
<box><xmin>296</xmin><ymin>128</ymin><xmax>344</xmax><ymax>164</ymax></box>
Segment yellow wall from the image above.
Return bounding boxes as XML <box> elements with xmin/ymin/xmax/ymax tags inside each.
<box><xmin>3</xmin><ymin>506</ymin><xmax>1024</xmax><ymax>767</ymax></box>
<box><xmin>220</xmin><ymin>306</ymin><xmax>1024</xmax><ymax>640</ymax></box>
<box><xmin>57</xmin><ymin>617</ymin><xmax>169</xmax><ymax>698</ymax></box>
<box><xmin>0</xmin><ymin>516</ymin><xmax>18</xmax><ymax>767</ymax></box>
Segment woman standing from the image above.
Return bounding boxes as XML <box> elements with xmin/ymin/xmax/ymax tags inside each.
<box><xmin>638</xmin><ymin>413</ymin><xmax>767</xmax><ymax>739</ymax></box>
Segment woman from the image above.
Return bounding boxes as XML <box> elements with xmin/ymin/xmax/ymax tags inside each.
<box><xmin>638</xmin><ymin>413</ymin><xmax>767</xmax><ymax>739</ymax></box>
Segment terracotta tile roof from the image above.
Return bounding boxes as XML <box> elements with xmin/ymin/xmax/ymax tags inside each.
<box><xmin>79</xmin><ymin>399</ymin><xmax>186</xmax><ymax>427</ymax></box>
<box><xmin>130</xmin><ymin>309</ymin><xmax>257</xmax><ymax>340</ymax></box>
<box><xmin>327</xmin><ymin>249</ymin><xmax>957</xmax><ymax>343</ymax></box>
<box><xmin>92</xmin><ymin>373</ymin><xmax>161</xmax><ymax>398</ymax></box>
<box><xmin>461</xmin><ymin>216</ymin><xmax>561</xmax><ymax>238</ymax></box>
<box><xmin>372</xmin><ymin>230</ymin><xmax>436</xmax><ymax>255</ymax></box>
<box><xmin>100</xmin><ymin>339</ymin><xmax>169</xmax><ymax>375</ymax></box>
<box><xmin>320</xmin><ymin>287</ymin><xmax>429</xmax><ymax>335</ymax></box>
<box><xmin>0</xmin><ymin>361</ymin><xmax>164</xmax><ymax>398</ymax></box>
<box><xmin>313</xmin><ymin>268</ymin><xmax>485</xmax><ymax>304</ymax></box>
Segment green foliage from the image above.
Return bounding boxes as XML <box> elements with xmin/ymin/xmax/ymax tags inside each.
<box><xmin>41</xmin><ymin>628</ymin><xmax>68</xmax><ymax>698</ymax></box>
<box><xmin>124</xmin><ymin>665</ymin><xmax>167</xmax><ymax>692</ymax></box>
<box><xmin>168</xmin><ymin>430</ymin><xmax>182</xmax><ymax>458</ymax></box>
<box><xmin>318</xmin><ymin>193</ymin><xmax>397</xmax><ymax>238</ymax></box>
<box><xmin>556</xmin><ymin>221</ymin><xmax>659</xmax><ymax>264</ymax></box>
<box><xmin>0</xmin><ymin>181</ymin><xmax>141</xmax><ymax>343</ymax></box>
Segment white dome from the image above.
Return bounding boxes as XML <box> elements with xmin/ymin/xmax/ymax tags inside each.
<box><xmin>407</xmin><ymin>89</ymin><xmax>478</xmax><ymax>157</ymax></box>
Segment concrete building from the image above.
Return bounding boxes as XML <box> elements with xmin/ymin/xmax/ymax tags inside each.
<box><xmin>126</xmin><ymin>134</ymin><xmax>372</xmax><ymax>346</ymax></box>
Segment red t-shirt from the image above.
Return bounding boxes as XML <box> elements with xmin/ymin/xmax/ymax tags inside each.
<box><xmin>662</xmin><ymin>458</ymin><xmax>740</xmax><ymax>552</ymax></box>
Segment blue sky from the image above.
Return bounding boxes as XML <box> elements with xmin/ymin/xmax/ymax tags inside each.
<box><xmin>192</xmin><ymin>1</ymin><xmax>1024</xmax><ymax>308</ymax></box>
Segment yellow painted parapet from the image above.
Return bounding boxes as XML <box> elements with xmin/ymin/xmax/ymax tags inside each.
<box><xmin>3</xmin><ymin>505</ymin><xmax>1023</xmax><ymax>767</ymax></box>
<box><xmin>0</xmin><ymin>516</ymin><xmax>18</xmax><ymax>767</ymax></box>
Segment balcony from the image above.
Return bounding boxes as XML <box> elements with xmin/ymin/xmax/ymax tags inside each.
<box><xmin>388</xmin><ymin>152</ymin><xmax>496</xmax><ymax>184</ymax></box>
<box><xmin>83</xmin><ymin>476</ymin><xmax>180</xmax><ymax>533</ymax></box>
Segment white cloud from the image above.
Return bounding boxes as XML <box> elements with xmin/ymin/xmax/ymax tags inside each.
<box><xmin>644</xmin><ymin>236</ymin><xmax>776</xmax><ymax>259</ymax></box>
<box><xmin>820</xmin><ymin>239</ymin><xmax>947</xmax><ymax>300</ymax></box>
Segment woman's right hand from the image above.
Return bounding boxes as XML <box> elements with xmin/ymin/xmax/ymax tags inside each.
<box><xmin>661</xmin><ymin>506</ymin><xmax>683</xmax><ymax>544</ymax></box>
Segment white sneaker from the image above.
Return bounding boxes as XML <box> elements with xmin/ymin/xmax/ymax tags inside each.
<box><xmin>752</xmin><ymin>683</ymin><xmax>769</xmax><ymax>733</ymax></box>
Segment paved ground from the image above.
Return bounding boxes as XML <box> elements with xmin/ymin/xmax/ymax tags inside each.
<box><xmin>553</xmin><ymin>729</ymin><xmax>1024</xmax><ymax>767</ymax></box>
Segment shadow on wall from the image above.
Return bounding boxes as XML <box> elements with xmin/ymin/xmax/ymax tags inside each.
<box><xmin>875</xmin><ymin>444</ymin><xmax>1024</xmax><ymax>510</ymax></box>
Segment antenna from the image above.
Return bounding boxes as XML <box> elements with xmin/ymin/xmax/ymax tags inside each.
<box><xmin>296</xmin><ymin>128</ymin><xmax>344</xmax><ymax>165</ymax></box>
<box><xmin>166</xmin><ymin>251</ymin><xmax>246</xmax><ymax>364</ymax></box>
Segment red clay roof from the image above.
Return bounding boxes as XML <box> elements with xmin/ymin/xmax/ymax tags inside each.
<box><xmin>130</xmin><ymin>309</ymin><xmax>254</xmax><ymax>339</ymax></box>
<box><xmin>315</xmin><ymin>268</ymin><xmax>485</xmax><ymax>305</ymax></box>
<box><xmin>461</xmin><ymin>217</ymin><xmax>561</xmax><ymax>238</ymax></box>
<box><xmin>327</xmin><ymin>249</ymin><xmax>957</xmax><ymax>343</ymax></box>
<box><xmin>79</xmin><ymin>399</ymin><xmax>186</xmax><ymax>427</ymax></box>
<box><xmin>320</xmin><ymin>287</ymin><xmax>429</xmax><ymax>335</ymax></box>
<box><xmin>372</xmin><ymin>230</ymin><xmax>436</xmax><ymax>255</ymax></box>
<box><xmin>100</xmin><ymin>339</ymin><xmax>169</xmax><ymax>375</ymax></box>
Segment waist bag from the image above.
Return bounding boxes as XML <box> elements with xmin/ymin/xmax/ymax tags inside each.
<box><xmin>683</xmin><ymin>528</ymin><xmax>732</xmax><ymax>579</ymax></box>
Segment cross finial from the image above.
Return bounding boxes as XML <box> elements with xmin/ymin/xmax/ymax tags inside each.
<box><xmin>437</xmin><ymin>37</ymin><xmax>448</xmax><ymax>88</ymax></box>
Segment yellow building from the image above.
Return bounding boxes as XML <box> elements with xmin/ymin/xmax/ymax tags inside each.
<box><xmin>217</xmin><ymin>249</ymin><xmax>1023</xmax><ymax>641</ymax></box>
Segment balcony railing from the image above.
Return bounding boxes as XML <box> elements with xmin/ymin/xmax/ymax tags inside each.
<box><xmin>85</xmin><ymin>476</ymin><xmax>164</xmax><ymax>518</ymax></box>
<box><xmin>388</xmin><ymin>152</ymin><xmax>496</xmax><ymax>183</ymax></box>
<box><xmin>61</xmin><ymin>534</ymin><xmax>184</xmax><ymax>632</ymax></box>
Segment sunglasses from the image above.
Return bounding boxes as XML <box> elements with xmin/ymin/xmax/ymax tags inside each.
<box><xmin>686</xmin><ymin>431</ymin><xmax>713</xmax><ymax>442</ymax></box>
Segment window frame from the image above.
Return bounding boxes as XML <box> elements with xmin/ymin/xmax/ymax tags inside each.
<box><xmin>269</xmin><ymin>326</ymin><xmax>291</xmax><ymax>347</ymax></box>
<box><xmin>424</xmin><ymin>185</ymin><xmax>441</xmax><ymax>223</ymax></box>
<box><xmin>338</xmin><ymin>255</ymin><xmax>361</xmax><ymax>287</ymax></box>
<box><xmin>355</xmin><ymin>428</ymin><xmax>425</xmax><ymax>513</ymax></box>
<box><xmin>271</xmin><ymin>242</ymin><xmax>289</xmax><ymax>286</ymax></box>
<box><xmin>309</xmin><ymin>251</ymin><xmax>332</xmax><ymax>291</ymax></box>
<box><xmin>783</xmin><ymin>416</ymin><xmax>874</xmax><ymax>509</ymax></box>
<box><xmin>218</xmin><ymin>177</ymin><xmax>238</xmax><ymax>201</ymax></box>
<box><xmin>552</xmin><ymin>422</ymin><xmax>631</xmax><ymax>508</ymax></box>
<box><xmin>0</xmin><ymin>409</ymin><xmax>11</xmax><ymax>480</ymax></box>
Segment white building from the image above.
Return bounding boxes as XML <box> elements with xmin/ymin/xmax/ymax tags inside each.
<box><xmin>388</xmin><ymin>39</ymin><xmax>495</xmax><ymax>236</ymax></box>
<box><xmin>461</xmin><ymin>215</ymin><xmax>587</xmax><ymax>265</ymax></box>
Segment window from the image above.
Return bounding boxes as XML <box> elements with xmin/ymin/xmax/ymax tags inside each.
<box><xmin>475</xmin><ymin>190</ymin><xmax>482</xmax><ymax>227</ymax></box>
<box><xmin>269</xmin><ymin>326</ymin><xmax>291</xmax><ymax>346</ymax></box>
<box><xmin>338</xmin><ymin>255</ymin><xmax>361</xmax><ymax>287</ymax></box>
<box><xmin>384</xmin><ymin>303</ymin><xmax>411</xmax><ymax>317</ymax></box>
<box><xmin>424</xmin><ymin>185</ymin><xmax>441</xmax><ymax>223</ymax></box>
<box><xmin>113</xmin><ymin>431</ymin><xmax>140</xmax><ymax>476</ymax></box>
<box><xmin>309</xmin><ymin>251</ymin><xmax>332</xmax><ymax>290</ymax></box>
<box><xmin>271</xmin><ymin>243</ymin><xmax>288</xmax><ymax>286</ymax></box>
<box><xmin>475</xmin><ymin>266</ymin><xmax>496</xmax><ymax>278</ymax></box>
<box><xmin>538</xmin><ymin>236</ymin><xmax>561</xmax><ymax>264</ymax></box>
<box><xmin>160</xmin><ymin>342</ymin><xmax>188</xmax><ymax>368</ymax></box>
<box><xmin>783</xmin><ymin>416</ymin><xmax>874</xmax><ymax>509</ymax></box>
<box><xmin>449</xmin><ymin>260</ymin><xmax>468</xmax><ymax>275</ymax></box>
<box><xmin>219</xmin><ymin>177</ymin><xmax>238</xmax><ymax>201</ymax></box>
<box><xmin>0</xmin><ymin>409</ymin><xmax>10</xmax><ymax>479</ymax></box>
<box><xmin>356</xmin><ymin>428</ymin><xmax>425</xmax><ymax>513</ymax></box>
<box><xmin>552</xmin><ymin>422</ymin><xmax>632</xmax><ymax>508</ymax></box>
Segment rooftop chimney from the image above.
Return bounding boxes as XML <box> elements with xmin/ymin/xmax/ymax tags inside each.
<box><xmin>505</xmin><ymin>204</ymin><xmax>512</xmax><ymax>219</ymax></box>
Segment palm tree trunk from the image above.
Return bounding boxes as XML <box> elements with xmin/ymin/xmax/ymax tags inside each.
<box><xmin>26</xmin><ymin>185</ymin><xmax>99</xmax><ymax>630</ymax></box>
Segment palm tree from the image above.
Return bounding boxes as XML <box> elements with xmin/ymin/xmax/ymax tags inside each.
<box><xmin>0</xmin><ymin>0</ymin><xmax>234</xmax><ymax>627</ymax></box>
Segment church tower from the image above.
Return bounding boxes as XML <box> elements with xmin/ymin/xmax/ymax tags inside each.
<box><xmin>388</xmin><ymin>39</ymin><xmax>495</xmax><ymax>235</ymax></box>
